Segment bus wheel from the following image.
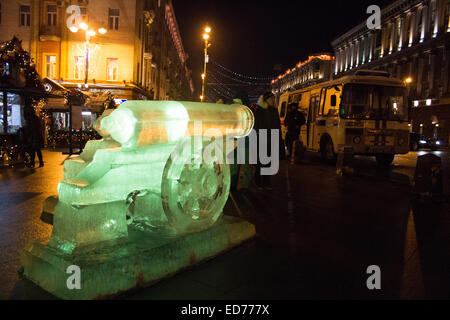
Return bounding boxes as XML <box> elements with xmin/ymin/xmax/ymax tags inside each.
<box><xmin>321</xmin><ymin>138</ymin><xmax>336</xmax><ymax>163</ymax></box>
<box><xmin>376</xmin><ymin>154</ymin><xmax>395</xmax><ymax>167</ymax></box>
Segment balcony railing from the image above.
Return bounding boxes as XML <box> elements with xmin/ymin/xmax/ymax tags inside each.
<box><xmin>40</xmin><ymin>25</ymin><xmax>61</xmax><ymax>38</ymax></box>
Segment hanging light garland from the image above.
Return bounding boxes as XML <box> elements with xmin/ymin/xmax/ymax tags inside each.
<box><xmin>209</xmin><ymin>68</ymin><xmax>272</xmax><ymax>86</ymax></box>
<box><xmin>208</xmin><ymin>73</ymin><xmax>237</xmax><ymax>95</ymax></box>
<box><xmin>211</xmin><ymin>59</ymin><xmax>276</xmax><ymax>81</ymax></box>
<box><xmin>0</xmin><ymin>36</ymin><xmax>45</xmax><ymax>90</ymax></box>
<box><xmin>207</xmin><ymin>60</ymin><xmax>274</xmax><ymax>103</ymax></box>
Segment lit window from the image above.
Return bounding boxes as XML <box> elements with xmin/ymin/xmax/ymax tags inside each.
<box><xmin>47</xmin><ymin>5</ymin><xmax>57</xmax><ymax>26</ymax></box>
<box><xmin>0</xmin><ymin>93</ymin><xmax>23</xmax><ymax>134</ymax></box>
<box><xmin>74</xmin><ymin>56</ymin><xmax>85</xmax><ymax>80</ymax></box>
<box><xmin>107</xmin><ymin>58</ymin><xmax>119</xmax><ymax>81</ymax></box>
<box><xmin>45</xmin><ymin>55</ymin><xmax>57</xmax><ymax>79</ymax></box>
<box><xmin>396</xmin><ymin>19</ymin><xmax>402</xmax><ymax>50</ymax></box>
<box><xmin>109</xmin><ymin>9</ymin><xmax>120</xmax><ymax>30</ymax></box>
<box><xmin>431</xmin><ymin>0</ymin><xmax>437</xmax><ymax>37</ymax></box>
<box><xmin>448</xmin><ymin>2</ymin><xmax>450</xmax><ymax>32</ymax></box>
<box><xmin>20</xmin><ymin>5</ymin><xmax>31</xmax><ymax>27</ymax></box>
<box><xmin>80</xmin><ymin>7</ymin><xmax>87</xmax><ymax>23</ymax></box>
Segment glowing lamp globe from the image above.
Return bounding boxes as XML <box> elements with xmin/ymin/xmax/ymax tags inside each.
<box><xmin>80</xmin><ymin>22</ymin><xmax>89</xmax><ymax>31</ymax></box>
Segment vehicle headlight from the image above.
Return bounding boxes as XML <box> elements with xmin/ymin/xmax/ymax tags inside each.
<box><xmin>419</xmin><ymin>140</ymin><xmax>427</xmax><ymax>144</ymax></box>
<box><xmin>436</xmin><ymin>141</ymin><xmax>441</xmax><ymax>145</ymax></box>
<box><xmin>353</xmin><ymin>136</ymin><xmax>362</xmax><ymax>145</ymax></box>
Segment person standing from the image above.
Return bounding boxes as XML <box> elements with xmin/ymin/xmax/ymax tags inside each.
<box><xmin>253</xmin><ymin>92</ymin><xmax>283</xmax><ymax>190</ymax></box>
<box><xmin>231</xmin><ymin>91</ymin><xmax>253</xmax><ymax>193</ymax></box>
<box><xmin>285</xmin><ymin>103</ymin><xmax>306</xmax><ymax>158</ymax></box>
<box><xmin>23</xmin><ymin>103</ymin><xmax>44</xmax><ymax>168</ymax></box>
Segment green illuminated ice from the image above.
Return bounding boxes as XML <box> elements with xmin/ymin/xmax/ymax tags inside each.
<box><xmin>48</xmin><ymin>101</ymin><xmax>254</xmax><ymax>253</ymax></box>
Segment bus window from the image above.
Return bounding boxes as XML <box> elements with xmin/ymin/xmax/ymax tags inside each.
<box><xmin>322</xmin><ymin>87</ymin><xmax>342</xmax><ymax>117</ymax></box>
<box><xmin>341</xmin><ymin>84</ymin><xmax>407</xmax><ymax>121</ymax></box>
<box><xmin>293</xmin><ymin>93</ymin><xmax>302</xmax><ymax>103</ymax></box>
<box><xmin>288</xmin><ymin>93</ymin><xmax>302</xmax><ymax>104</ymax></box>
<box><xmin>310</xmin><ymin>96</ymin><xmax>320</xmax><ymax>121</ymax></box>
<box><xmin>280</xmin><ymin>102</ymin><xmax>287</xmax><ymax>119</ymax></box>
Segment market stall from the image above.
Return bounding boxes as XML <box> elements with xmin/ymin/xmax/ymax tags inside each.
<box><xmin>0</xmin><ymin>37</ymin><xmax>50</xmax><ymax>167</ymax></box>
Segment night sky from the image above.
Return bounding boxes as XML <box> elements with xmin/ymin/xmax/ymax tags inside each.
<box><xmin>172</xmin><ymin>0</ymin><xmax>393</xmax><ymax>97</ymax></box>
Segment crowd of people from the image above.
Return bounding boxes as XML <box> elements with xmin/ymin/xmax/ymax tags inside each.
<box><xmin>222</xmin><ymin>91</ymin><xmax>306</xmax><ymax>194</ymax></box>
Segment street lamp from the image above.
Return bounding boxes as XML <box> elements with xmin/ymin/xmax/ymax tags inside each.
<box><xmin>70</xmin><ymin>23</ymin><xmax>107</xmax><ymax>85</ymax></box>
<box><xmin>201</xmin><ymin>26</ymin><xmax>212</xmax><ymax>103</ymax></box>
<box><xmin>404</xmin><ymin>77</ymin><xmax>414</xmax><ymax>104</ymax></box>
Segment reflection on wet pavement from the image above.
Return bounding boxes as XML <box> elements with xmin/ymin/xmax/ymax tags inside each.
<box><xmin>1</xmin><ymin>150</ymin><xmax>449</xmax><ymax>300</ymax></box>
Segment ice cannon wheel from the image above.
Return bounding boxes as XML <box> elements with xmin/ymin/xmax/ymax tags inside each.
<box><xmin>161</xmin><ymin>137</ymin><xmax>231</xmax><ymax>233</ymax></box>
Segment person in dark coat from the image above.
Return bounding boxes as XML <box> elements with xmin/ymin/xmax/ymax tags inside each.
<box><xmin>253</xmin><ymin>92</ymin><xmax>283</xmax><ymax>190</ymax></box>
<box><xmin>229</xmin><ymin>91</ymin><xmax>253</xmax><ymax>193</ymax></box>
<box><xmin>285</xmin><ymin>103</ymin><xmax>306</xmax><ymax>158</ymax></box>
<box><xmin>23</xmin><ymin>103</ymin><xmax>44</xmax><ymax>168</ymax></box>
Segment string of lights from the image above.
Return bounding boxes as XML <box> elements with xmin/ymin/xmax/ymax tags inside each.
<box><xmin>205</xmin><ymin>93</ymin><xmax>216</xmax><ymax>102</ymax></box>
<box><xmin>208</xmin><ymin>82</ymin><xmax>236</xmax><ymax>98</ymax></box>
<box><xmin>207</xmin><ymin>73</ymin><xmax>238</xmax><ymax>96</ymax></box>
<box><xmin>211</xmin><ymin>59</ymin><xmax>276</xmax><ymax>81</ymax></box>
<box><xmin>210</xmin><ymin>87</ymin><xmax>234</xmax><ymax>100</ymax></box>
<box><xmin>209</xmin><ymin>68</ymin><xmax>272</xmax><ymax>86</ymax></box>
<box><xmin>206</xmin><ymin>59</ymin><xmax>273</xmax><ymax>103</ymax></box>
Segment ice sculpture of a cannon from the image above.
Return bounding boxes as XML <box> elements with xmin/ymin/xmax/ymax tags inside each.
<box><xmin>48</xmin><ymin>101</ymin><xmax>254</xmax><ymax>253</ymax></box>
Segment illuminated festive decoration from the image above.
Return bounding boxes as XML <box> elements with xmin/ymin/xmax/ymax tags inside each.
<box><xmin>0</xmin><ymin>36</ymin><xmax>44</xmax><ymax>90</ymax></box>
<box><xmin>44</xmin><ymin>101</ymin><xmax>254</xmax><ymax>250</ymax></box>
<box><xmin>21</xmin><ymin>100</ymin><xmax>256</xmax><ymax>299</ymax></box>
<box><xmin>165</xmin><ymin>3</ymin><xmax>194</xmax><ymax>94</ymax></box>
<box><xmin>206</xmin><ymin>61</ymin><xmax>273</xmax><ymax>103</ymax></box>
<box><xmin>271</xmin><ymin>54</ymin><xmax>335</xmax><ymax>94</ymax></box>
<box><xmin>211</xmin><ymin>59</ymin><xmax>276</xmax><ymax>81</ymax></box>
<box><xmin>272</xmin><ymin>54</ymin><xmax>335</xmax><ymax>84</ymax></box>
<box><xmin>0</xmin><ymin>37</ymin><xmax>50</xmax><ymax>166</ymax></box>
<box><xmin>207</xmin><ymin>73</ymin><xmax>237</xmax><ymax>98</ymax></box>
<box><xmin>210</xmin><ymin>68</ymin><xmax>271</xmax><ymax>86</ymax></box>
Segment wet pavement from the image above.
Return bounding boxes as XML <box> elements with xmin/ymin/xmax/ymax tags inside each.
<box><xmin>0</xmin><ymin>150</ymin><xmax>449</xmax><ymax>300</ymax></box>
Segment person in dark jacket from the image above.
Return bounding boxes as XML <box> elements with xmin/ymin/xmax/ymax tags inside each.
<box><xmin>285</xmin><ymin>103</ymin><xmax>306</xmax><ymax>158</ymax></box>
<box><xmin>23</xmin><ymin>104</ymin><xmax>44</xmax><ymax>168</ymax></box>
<box><xmin>253</xmin><ymin>92</ymin><xmax>283</xmax><ymax>190</ymax></box>
<box><xmin>230</xmin><ymin>91</ymin><xmax>253</xmax><ymax>193</ymax></box>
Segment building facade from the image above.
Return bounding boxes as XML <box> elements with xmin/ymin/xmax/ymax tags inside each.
<box><xmin>0</xmin><ymin>0</ymin><xmax>194</xmax><ymax>103</ymax></box>
<box><xmin>271</xmin><ymin>54</ymin><xmax>334</xmax><ymax>97</ymax></box>
<box><xmin>332</xmin><ymin>0</ymin><xmax>450</xmax><ymax>146</ymax></box>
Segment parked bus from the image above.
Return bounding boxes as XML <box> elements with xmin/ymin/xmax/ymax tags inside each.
<box><xmin>278</xmin><ymin>70</ymin><xmax>410</xmax><ymax>166</ymax></box>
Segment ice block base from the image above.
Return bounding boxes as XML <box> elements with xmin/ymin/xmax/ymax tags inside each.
<box><xmin>20</xmin><ymin>216</ymin><xmax>256</xmax><ymax>300</ymax></box>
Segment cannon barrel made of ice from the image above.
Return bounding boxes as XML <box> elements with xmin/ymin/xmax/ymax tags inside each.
<box><xmin>100</xmin><ymin>101</ymin><xmax>254</xmax><ymax>149</ymax></box>
<box><xmin>48</xmin><ymin>101</ymin><xmax>255</xmax><ymax>253</ymax></box>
